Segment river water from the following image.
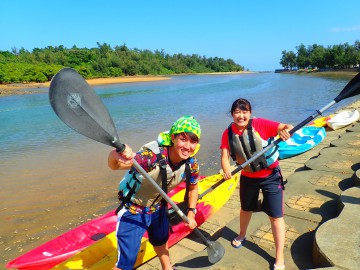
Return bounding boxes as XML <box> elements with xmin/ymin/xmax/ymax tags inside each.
<box><xmin>0</xmin><ymin>72</ymin><xmax>358</xmax><ymax>266</ymax></box>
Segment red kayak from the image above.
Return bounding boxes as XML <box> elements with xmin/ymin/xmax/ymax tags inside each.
<box><xmin>52</xmin><ymin>173</ymin><xmax>239</xmax><ymax>269</ymax></box>
<box><xmin>6</xmin><ymin>178</ymin><xmax>202</xmax><ymax>270</ymax></box>
<box><xmin>6</xmin><ymin>210</ymin><xmax>117</xmax><ymax>270</ymax></box>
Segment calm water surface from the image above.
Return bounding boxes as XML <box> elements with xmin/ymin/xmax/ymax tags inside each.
<box><xmin>0</xmin><ymin>73</ymin><xmax>357</xmax><ymax>265</ymax></box>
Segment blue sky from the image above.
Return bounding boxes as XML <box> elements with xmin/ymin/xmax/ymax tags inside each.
<box><xmin>1</xmin><ymin>0</ymin><xmax>360</xmax><ymax>71</ymax></box>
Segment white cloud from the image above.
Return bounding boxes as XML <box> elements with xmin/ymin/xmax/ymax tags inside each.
<box><xmin>330</xmin><ymin>25</ymin><xmax>360</xmax><ymax>32</ymax></box>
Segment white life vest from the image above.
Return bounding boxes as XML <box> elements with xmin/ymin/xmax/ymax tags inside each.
<box><xmin>118</xmin><ymin>141</ymin><xmax>190</xmax><ymax>207</ymax></box>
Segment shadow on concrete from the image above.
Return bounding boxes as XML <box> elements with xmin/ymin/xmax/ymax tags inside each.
<box><xmin>174</xmin><ymin>254</ymin><xmax>215</xmax><ymax>269</ymax></box>
<box><xmin>290</xmin><ymin>231</ymin><xmax>315</xmax><ymax>270</ymax></box>
<box><xmin>341</xmin><ymin>193</ymin><xmax>360</xmax><ymax>205</ymax></box>
<box><xmin>185</xmin><ymin>227</ymin><xmax>213</xmax><ymax>244</ymax></box>
<box><xmin>308</xmin><ymin>195</ymin><xmax>339</xmax><ymax>222</ymax></box>
<box><xmin>221</xmin><ymin>226</ymin><xmax>275</xmax><ymax>267</ymax></box>
<box><xmin>351</xmin><ymin>162</ymin><xmax>360</xmax><ymax>172</ymax></box>
<box><xmin>338</xmin><ymin>175</ymin><xmax>355</xmax><ymax>190</ymax></box>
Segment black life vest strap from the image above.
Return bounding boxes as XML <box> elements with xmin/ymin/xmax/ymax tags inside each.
<box><xmin>228</xmin><ymin>124</ymin><xmax>236</xmax><ymax>161</ymax></box>
<box><xmin>183</xmin><ymin>161</ymin><xmax>191</xmax><ymax>206</ymax></box>
<box><xmin>115</xmin><ymin>172</ymin><xmax>142</xmax><ymax>215</ymax></box>
<box><xmin>228</xmin><ymin>119</ymin><xmax>255</xmax><ymax>160</ymax></box>
<box><xmin>239</xmin><ymin>134</ymin><xmax>257</xmax><ymax>172</ymax></box>
<box><xmin>246</xmin><ymin>119</ymin><xmax>256</xmax><ymax>153</ymax></box>
<box><xmin>239</xmin><ymin>120</ymin><xmax>256</xmax><ymax>170</ymax></box>
<box><xmin>167</xmin><ymin>160</ymin><xmax>192</xmax><ymax>227</ymax></box>
<box><xmin>156</xmin><ymin>156</ymin><xmax>192</xmax><ymax>207</ymax></box>
<box><xmin>156</xmin><ymin>153</ymin><xmax>168</xmax><ymax>206</ymax></box>
<box><xmin>249</xmin><ymin>119</ymin><xmax>267</xmax><ymax>170</ymax></box>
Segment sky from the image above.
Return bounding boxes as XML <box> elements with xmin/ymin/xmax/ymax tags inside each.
<box><xmin>1</xmin><ymin>0</ymin><xmax>360</xmax><ymax>71</ymax></box>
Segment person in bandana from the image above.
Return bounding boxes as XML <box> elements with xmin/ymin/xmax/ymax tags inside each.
<box><xmin>108</xmin><ymin>115</ymin><xmax>201</xmax><ymax>270</ymax></box>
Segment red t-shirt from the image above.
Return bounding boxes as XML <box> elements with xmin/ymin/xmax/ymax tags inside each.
<box><xmin>220</xmin><ymin>117</ymin><xmax>280</xmax><ymax>178</ymax></box>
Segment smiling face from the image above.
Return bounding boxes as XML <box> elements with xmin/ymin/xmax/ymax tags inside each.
<box><xmin>230</xmin><ymin>98</ymin><xmax>252</xmax><ymax>131</ymax></box>
<box><xmin>169</xmin><ymin>132</ymin><xmax>199</xmax><ymax>164</ymax></box>
<box><xmin>232</xmin><ymin>108</ymin><xmax>251</xmax><ymax>130</ymax></box>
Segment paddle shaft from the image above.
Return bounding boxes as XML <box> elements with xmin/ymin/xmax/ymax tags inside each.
<box><xmin>130</xmin><ymin>158</ymin><xmax>212</xmax><ymax>245</ymax></box>
<box><xmin>121</xmin><ymin>154</ymin><xmax>225</xmax><ymax>262</ymax></box>
<box><xmin>199</xmin><ymin>100</ymin><xmax>337</xmax><ymax>199</ymax></box>
<box><xmin>49</xmin><ymin>68</ymin><xmax>222</xmax><ymax>256</ymax></box>
<box><xmin>112</xmin><ymin>135</ymin><xmax>216</xmax><ymax>248</ymax></box>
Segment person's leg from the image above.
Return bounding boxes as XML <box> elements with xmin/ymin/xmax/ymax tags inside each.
<box><xmin>261</xmin><ymin>167</ymin><xmax>285</xmax><ymax>268</ymax></box>
<box><xmin>239</xmin><ymin>209</ymin><xmax>252</xmax><ymax>237</ymax></box>
<box><xmin>232</xmin><ymin>209</ymin><xmax>252</xmax><ymax>247</ymax></box>
<box><xmin>153</xmin><ymin>243</ymin><xmax>173</xmax><ymax>270</ymax></box>
<box><xmin>115</xmin><ymin>208</ymin><xmax>149</xmax><ymax>270</ymax></box>
<box><xmin>232</xmin><ymin>174</ymin><xmax>258</xmax><ymax>247</ymax></box>
<box><xmin>269</xmin><ymin>216</ymin><xmax>285</xmax><ymax>268</ymax></box>
<box><xmin>148</xmin><ymin>207</ymin><xmax>172</xmax><ymax>270</ymax></box>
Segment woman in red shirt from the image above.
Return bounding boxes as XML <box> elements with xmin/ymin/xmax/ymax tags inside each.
<box><xmin>221</xmin><ymin>98</ymin><xmax>293</xmax><ymax>270</ymax></box>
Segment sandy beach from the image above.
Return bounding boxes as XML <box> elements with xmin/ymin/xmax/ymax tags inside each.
<box><xmin>1</xmin><ymin>70</ymin><xmax>357</xmax><ymax>97</ymax></box>
<box><xmin>0</xmin><ymin>71</ymin><xmax>259</xmax><ymax>97</ymax></box>
<box><xmin>0</xmin><ymin>76</ymin><xmax>171</xmax><ymax>97</ymax></box>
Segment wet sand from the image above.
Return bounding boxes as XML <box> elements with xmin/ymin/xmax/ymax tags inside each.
<box><xmin>1</xmin><ymin>131</ymin><xmax>222</xmax><ymax>268</ymax></box>
<box><xmin>0</xmin><ymin>76</ymin><xmax>171</xmax><ymax>97</ymax></box>
<box><xmin>303</xmin><ymin>70</ymin><xmax>358</xmax><ymax>80</ymax></box>
<box><xmin>1</xmin><ymin>70</ymin><xmax>357</xmax><ymax>98</ymax></box>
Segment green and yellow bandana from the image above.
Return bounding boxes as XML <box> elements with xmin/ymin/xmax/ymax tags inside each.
<box><xmin>157</xmin><ymin>115</ymin><xmax>201</xmax><ymax>156</ymax></box>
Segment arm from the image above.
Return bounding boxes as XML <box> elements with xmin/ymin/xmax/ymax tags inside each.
<box><xmin>186</xmin><ymin>183</ymin><xmax>198</xmax><ymax>229</ymax></box>
<box><xmin>277</xmin><ymin>123</ymin><xmax>294</xmax><ymax>141</ymax></box>
<box><xmin>220</xmin><ymin>129</ymin><xmax>233</xmax><ymax>180</ymax></box>
<box><xmin>108</xmin><ymin>144</ymin><xmax>135</xmax><ymax>170</ymax></box>
<box><xmin>221</xmin><ymin>148</ymin><xmax>233</xmax><ymax>180</ymax></box>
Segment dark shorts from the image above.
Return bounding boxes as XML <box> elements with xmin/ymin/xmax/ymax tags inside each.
<box><xmin>240</xmin><ymin>167</ymin><xmax>284</xmax><ymax>218</ymax></box>
<box><xmin>115</xmin><ymin>206</ymin><xmax>169</xmax><ymax>270</ymax></box>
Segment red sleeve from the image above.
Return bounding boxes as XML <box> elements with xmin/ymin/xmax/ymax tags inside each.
<box><xmin>252</xmin><ymin>118</ymin><xmax>279</xmax><ymax>139</ymax></box>
<box><xmin>220</xmin><ymin>128</ymin><xmax>229</xmax><ymax>149</ymax></box>
<box><xmin>133</xmin><ymin>148</ymin><xmax>157</xmax><ymax>172</ymax></box>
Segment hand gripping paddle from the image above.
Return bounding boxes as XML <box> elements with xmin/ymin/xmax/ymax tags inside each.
<box><xmin>49</xmin><ymin>67</ymin><xmax>225</xmax><ymax>264</ymax></box>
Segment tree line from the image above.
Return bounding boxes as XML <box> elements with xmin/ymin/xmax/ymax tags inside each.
<box><xmin>0</xmin><ymin>42</ymin><xmax>244</xmax><ymax>84</ymax></box>
<box><xmin>280</xmin><ymin>41</ymin><xmax>360</xmax><ymax>70</ymax></box>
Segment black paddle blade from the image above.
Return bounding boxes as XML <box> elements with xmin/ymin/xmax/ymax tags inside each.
<box><xmin>49</xmin><ymin>68</ymin><xmax>124</xmax><ymax>151</ymax></box>
<box><xmin>335</xmin><ymin>72</ymin><xmax>360</xmax><ymax>102</ymax></box>
<box><xmin>207</xmin><ymin>241</ymin><xmax>225</xmax><ymax>264</ymax></box>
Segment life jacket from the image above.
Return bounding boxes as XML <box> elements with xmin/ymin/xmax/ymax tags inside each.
<box><xmin>117</xmin><ymin>141</ymin><xmax>191</xmax><ymax>208</ymax></box>
<box><xmin>228</xmin><ymin>119</ymin><xmax>279</xmax><ymax>173</ymax></box>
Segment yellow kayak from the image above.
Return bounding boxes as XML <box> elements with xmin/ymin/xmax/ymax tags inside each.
<box><xmin>307</xmin><ymin>114</ymin><xmax>333</xmax><ymax>127</ymax></box>
<box><xmin>52</xmin><ymin>172</ymin><xmax>240</xmax><ymax>270</ymax></box>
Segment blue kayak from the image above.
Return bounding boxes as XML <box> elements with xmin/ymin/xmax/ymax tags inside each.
<box><xmin>278</xmin><ymin>126</ymin><xmax>326</xmax><ymax>159</ymax></box>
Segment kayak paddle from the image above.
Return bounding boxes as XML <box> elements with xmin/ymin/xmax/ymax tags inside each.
<box><xmin>49</xmin><ymin>67</ymin><xmax>225</xmax><ymax>264</ymax></box>
<box><xmin>199</xmin><ymin>71</ymin><xmax>360</xmax><ymax>199</ymax></box>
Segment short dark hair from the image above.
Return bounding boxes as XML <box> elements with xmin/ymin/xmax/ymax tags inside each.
<box><xmin>230</xmin><ymin>98</ymin><xmax>252</xmax><ymax>114</ymax></box>
<box><xmin>174</xmin><ymin>132</ymin><xmax>199</xmax><ymax>143</ymax></box>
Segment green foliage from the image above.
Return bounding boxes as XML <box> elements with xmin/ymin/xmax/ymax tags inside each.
<box><xmin>0</xmin><ymin>44</ymin><xmax>244</xmax><ymax>84</ymax></box>
<box><xmin>0</xmin><ymin>62</ymin><xmax>63</xmax><ymax>83</ymax></box>
<box><xmin>280</xmin><ymin>50</ymin><xmax>296</xmax><ymax>70</ymax></box>
<box><xmin>280</xmin><ymin>41</ymin><xmax>360</xmax><ymax>70</ymax></box>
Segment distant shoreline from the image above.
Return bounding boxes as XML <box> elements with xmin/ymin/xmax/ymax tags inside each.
<box><xmin>0</xmin><ymin>76</ymin><xmax>171</xmax><ymax>97</ymax></box>
<box><xmin>0</xmin><ymin>70</ymin><xmax>357</xmax><ymax>97</ymax></box>
<box><xmin>279</xmin><ymin>69</ymin><xmax>359</xmax><ymax>80</ymax></box>
<box><xmin>0</xmin><ymin>71</ymin><xmax>254</xmax><ymax>97</ymax></box>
